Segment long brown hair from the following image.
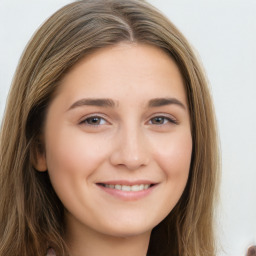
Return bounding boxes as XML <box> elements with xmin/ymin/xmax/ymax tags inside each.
<box><xmin>0</xmin><ymin>0</ymin><xmax>220</xmax><ymax>255</ymax></box>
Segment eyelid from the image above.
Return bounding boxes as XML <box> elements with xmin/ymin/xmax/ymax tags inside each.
<box><xmin>79</xmin><ymin>113</ymin><xmax>110</xmax><ymax>126</ymax></box>
<box><xmin>147</xmin><ymin>113</ymin><xmax>178</xmax><ymax>125</ymax></box>
<box><xmin>78</xmin><ymin>112</ymin><xmax>178</xmax><ymax>127</ymax></box>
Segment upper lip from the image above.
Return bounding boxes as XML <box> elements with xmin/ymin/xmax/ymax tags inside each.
<box><xmin>96</xmin><ymin>180</ymin><xmax>157</xmax><ymax>186</ymax></box>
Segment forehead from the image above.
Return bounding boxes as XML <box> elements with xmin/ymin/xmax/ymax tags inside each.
<box><xmin>53</xmin><ymin>43</ymin><xmax>187</xmax><ymax>108</ymax></box>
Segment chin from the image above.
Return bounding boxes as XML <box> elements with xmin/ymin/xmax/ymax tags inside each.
<box><xmin>97</xmin><ymin>216</ymin><xmax>160</xmax><ymax>238</ymax></box>
<box><xmin>102</xmin><ymin>226</ymin><xmax>152</xmax><ymax>239</ymax></box>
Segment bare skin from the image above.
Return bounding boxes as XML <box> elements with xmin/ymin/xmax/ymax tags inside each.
<box><xmin>247</xmin><ymin>246</ymin><xmax>256</xmax><ymax>256</ymax></box>
<box><xmin>37</xmin><ymin>43</ymin><xmax>192</xmax><ymax>256</ymax></box>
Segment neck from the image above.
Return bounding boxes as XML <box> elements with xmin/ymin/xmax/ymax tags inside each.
<box><xmin>64</xmin><ymin>216</ymin><xmax>151</xmax><ymax>256</ymax></box>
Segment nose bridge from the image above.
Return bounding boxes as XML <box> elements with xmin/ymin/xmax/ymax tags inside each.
<box><xmin>110</xmin><ymin>121</ymin><xmax>149</xmax><ymax>170</ymax></box>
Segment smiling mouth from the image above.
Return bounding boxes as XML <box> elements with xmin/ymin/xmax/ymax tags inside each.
<box><xmin>97</xmin><ymin>183</ymin><xmax>155</xmax><ymax>192</ymax></box>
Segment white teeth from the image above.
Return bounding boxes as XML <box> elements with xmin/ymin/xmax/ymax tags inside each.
<box><xmin>104</xmin><ymin>184</ymin><xmax>151</xmax><ymax>191</ymax></box>
<box><xmin>131</xmin><ymin>185</ymin><xmax>140</xmax><ymax>191</ymax></box>
<box><xmin>115</xmin><ymin>184</ymin><xmax>122</xmax><ymax>190</ymax></box>
<box><xmin>122</xmin><ymin>185</ymin><xmax>131</xmax><ymax>191</ymax></box>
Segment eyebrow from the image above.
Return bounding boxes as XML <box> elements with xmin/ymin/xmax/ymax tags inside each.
<box><xmin>68</xmin><ymin>98</ymin><xmax>116</xmax><ymax>110</ymax></box>
<box><xmin>148</xmin><ymin>98</ymin><xmax>186</xmax><ymax>109</ymax></box>
<box><xmin>68</xmin><ymin>97</ymin><xmax>186</xmax><ymax>111</ymax></box>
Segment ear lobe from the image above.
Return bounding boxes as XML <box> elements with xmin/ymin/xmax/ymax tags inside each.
<box><xmin>31</xmin><ymin>137</ymin><xmax>48</xmax><ymax>172</ymax></box>
<box><xmin>33</xmin><ymin>151</ymin><xmax>47</xmax><ymax>172</ymax></box>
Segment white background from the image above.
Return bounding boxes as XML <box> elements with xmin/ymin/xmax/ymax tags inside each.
<box><xmin>0</xmin><ymin>1</ymin><xmax>255</xmax><ymax>255</ymax></box>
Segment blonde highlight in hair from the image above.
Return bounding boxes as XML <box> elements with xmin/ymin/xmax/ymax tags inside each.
<box><xmin>0</xmin><ymin>0</ymin><xmax>220</xmax><ymax>255</ymax></box>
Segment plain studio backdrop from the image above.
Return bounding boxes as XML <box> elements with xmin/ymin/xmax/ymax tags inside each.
<box><xmin>0</xmin><ymin>1</ymin><xmax>255</xmax><ymax>255</ymax></box>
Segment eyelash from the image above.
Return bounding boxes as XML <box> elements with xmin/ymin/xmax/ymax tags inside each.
<box><xmin>79</xmin><ymin>115</ymin><xmax>108</xmax><ymax>126</ymax></box>
<box><xmin>148</xmin><ymin>115</ymin><xmax>178</xmax><ymax>125</ymax></box>
<box><xmin>79</xmin><ymin>114</ymin><xmax>178</xmax><ymax>127</ymax></box>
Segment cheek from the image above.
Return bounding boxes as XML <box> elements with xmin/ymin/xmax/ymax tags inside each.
<box><xmin>44</xmin><ymin>127</ymin><xmax>110</xmax><ymax>180</ymax></box>
<box><xmin>145</xmin><ymin>131</ymin><xmax>192</xmax><ymax>224</ymax></box>
<box><xmin>44</xmin><ymin>128</ymin><xmax>113</xmax><ymax>211</ymax></box>
<box><xmin>153</xmin><ymin>131</ymin><xmax>192</xmax><ymax>183</ymax></box>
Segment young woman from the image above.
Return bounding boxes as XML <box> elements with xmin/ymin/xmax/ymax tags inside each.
<box><xmin>0</xmin><ymin>0</ymin><xmax>220</xmax><ymax>255</ymax></box>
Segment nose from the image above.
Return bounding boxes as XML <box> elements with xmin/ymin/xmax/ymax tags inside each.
<box><xmin>109</xmin><ymin>125</ymin><xmax>150</xmax><ymax>170</ymax></box>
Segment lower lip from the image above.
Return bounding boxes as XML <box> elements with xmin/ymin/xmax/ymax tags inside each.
<box><xmin>97</xmin><ymin>184</ymin><xmax>157</xmax><ymax>201</ymax></box>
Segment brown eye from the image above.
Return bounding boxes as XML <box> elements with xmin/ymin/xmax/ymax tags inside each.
<box><xmin>81</xmin><ymin>116</ymin><xmax>107</xmax><ymax>126</ymax></box>
<box><xmin>151</xmin><ymin>117</ymin><xmax>166</xmax><ymax>125</ymax></box>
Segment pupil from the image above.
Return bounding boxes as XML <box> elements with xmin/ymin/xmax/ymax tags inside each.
<box><xmin>89</xmin><ymin>117</ymin><xmax>100</xmax><ymax>124</ymax></box>
<box><xmin>153</xmin><ymin>117</ymin><xmax>163</xmax><ymax>124</ymax></box>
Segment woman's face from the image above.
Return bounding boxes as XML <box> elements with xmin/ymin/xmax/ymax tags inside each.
<box><xmin>37</xmin><ymin>43</ymin><xmax>192</xmax><ymax>238</ymax></box>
